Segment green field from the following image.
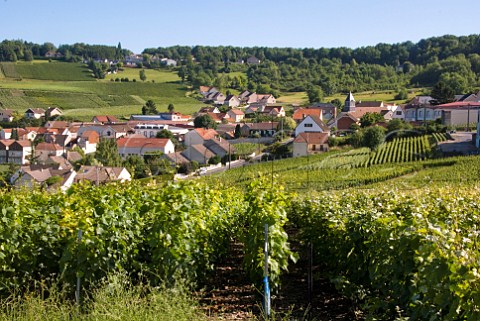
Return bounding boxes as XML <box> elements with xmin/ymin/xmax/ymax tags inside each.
<box><xmin>277</xmin><ymin>91</ymin><xmax>308</xmax><ymax>105</ymax></box>
<box><xmin>14</xmin><ymin>61</ymin><xmax>94</xmax><ymax>81</ymax></box>
<box><xmin>104</xmin><ymin>67</ymin><xmax>181</xmax><ymax>83</ymax></box>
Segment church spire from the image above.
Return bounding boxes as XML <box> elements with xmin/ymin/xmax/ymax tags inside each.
<box><xmin>343</xmin><ymin>91</ymin><xmax>356</xmax><ymax>112</ymax></box>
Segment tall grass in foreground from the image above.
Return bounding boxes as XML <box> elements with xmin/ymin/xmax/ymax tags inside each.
<box><xmin>0</xmin><ymin>274</ymin><xmax>205</xmax><ymax>321</ymax></box>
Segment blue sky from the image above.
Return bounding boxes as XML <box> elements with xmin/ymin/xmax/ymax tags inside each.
<box><xmin>1</xmin><ymin>0</ymin><xmax>479</xmax><ymax>53</ymax></box>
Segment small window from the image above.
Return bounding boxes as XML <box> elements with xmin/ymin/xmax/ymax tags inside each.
<box><xmin>396</xmin><ymin>111</ymin><xmax>402</xmax><ymax>115</ymax></box>
<box><xmin>304</xmin><ymin>123</ymin><xmax>313</xmax><ymax>128</ymax></box>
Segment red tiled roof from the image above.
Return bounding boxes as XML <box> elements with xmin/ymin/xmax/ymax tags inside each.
<box><xmin>36</xmin><ymin>142</ymin><xmax>63</xmax><ymax>151</ymax></box>
<box><xmin>94</xmin><ymin>115</ymin><xmax>119</xmax><ymax>123</ymax></box>
<box><xmin>228</xmin><ymin>109</ymin><xmax>244</xmax><ymax>115</ymax></box>
<box><xmin>348</xmin><ymin>107</ymin><xmax>388</xmax><ymax>119</ymax></box>
<box><xmin>294</xmin><ymin>132</ymin><xmax>329</xmax><ymax>144</ymax></box>
<box><xmin>193</xmin><ymin>128</ymin><xmax>218</xmax><ymax>139</ymax></box>
<box><xmin>293</xmin><ymin>108</ymin><xmax>322</xmax><ymax>120</ymax></box>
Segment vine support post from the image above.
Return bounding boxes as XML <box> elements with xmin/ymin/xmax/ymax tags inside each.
<box><xmin>76</xmin><ymin>229</ymin><xmax>83</xmax><ymax>307</ymax></box>
<box><xmin>308</xmin><ymin>241</ymin><xmax>313</xmax><ymax>304</ymax></box>
<box><xmin>263</xmin><ymin>223</ymin><xmax>271</xmax><ymax>318</ymax></box>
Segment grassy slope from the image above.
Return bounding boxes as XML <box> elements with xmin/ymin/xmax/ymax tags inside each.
<box><xmin>0</xmin><ymin>63</ymin><xmax>200</xmax><ymax>118</ymax></box>
<box><xmin>15</xmin><ymin>61</ymin><xmax>93</xmax><ymax>81</ymax></box>
<box><xmin>104</xmin><ymin>67</ymin><xmax>181</xmax><ymax>83</ymax></box>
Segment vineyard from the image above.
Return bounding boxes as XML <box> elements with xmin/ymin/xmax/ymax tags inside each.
<box><xmin>0</xmin><ymin>62</ymin><xmax>21</xmax><ymax>79</ymax></box>
<box><xmin>368</xmin><ymin>135</ymin><xmax>433</xmax><ymax>165</ymax></box>
<box><xmin>2</xmin><ymin>154</ymin><xmax>480</xmax><ymax>319</ymax></box>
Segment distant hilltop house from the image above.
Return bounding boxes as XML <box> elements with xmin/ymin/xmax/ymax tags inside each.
<box><xmin>44</xmin><ymin>51</ymin><xmax>64</xmax><ymax>59</ymax></box>
<box><xmin>246</xmin><ymin>56</ymin><xmax>261</xmax><ymax>64</ymax></box>
<box><xmin>161</xmin><ymin>58</ymin><xmax>177</xmax><ymax>67</ymax></box>
<box><xmin>124</xmin><ymin>54</ymin><xmax>144</xmax><ymax>67</ymax></box>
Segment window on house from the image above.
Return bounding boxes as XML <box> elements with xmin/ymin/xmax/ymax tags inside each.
<box><xmin>304</xmin><ymin>123</ymin><xmax>313</xmax><ymax>127</ymax></box>
<box><xmin>396</xmin><ymin>111</ymin><xmax>402</xmax><ymax>115</ymax></box>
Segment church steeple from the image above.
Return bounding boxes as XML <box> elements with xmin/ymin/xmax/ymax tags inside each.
<box><xmin>343</xmin><ymin>91</ymin><xmax>356</xmax><ymax>112</ymax></box>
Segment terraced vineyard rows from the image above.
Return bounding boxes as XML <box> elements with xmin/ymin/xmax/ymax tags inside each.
<box><xmin>0</xmin><ymin>62</ymin><xmax>21</xmax><ymax>78</ymax></box>
<box><xmin>368</xmin><ymin>135</ymin><xmax>434</xmax><ymax>165</ymax></box>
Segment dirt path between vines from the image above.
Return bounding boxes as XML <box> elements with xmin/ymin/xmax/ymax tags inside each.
<box><xmin>197</xmin><ymin>241</ymin><xmax>362</xmax><ymax>320</ymax></box>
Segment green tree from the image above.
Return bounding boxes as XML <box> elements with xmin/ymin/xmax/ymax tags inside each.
<box><xmin>282</xmin><ymin>117</ymin><xmax>297</xmax><ymax>132</ymax></box>
<box><xmin>167</xmin><ymin>103</ymin><xmax>175</xmax><ymax>112</ymax></box>
<box><xmin>360</xmin><ymin>112</ymin><xmax>384</xmax><ymax>127</ymax></box>
<box><xmin>11</xmin><ymin>128</ymin><xmax>19</xmax><ymax>140</ymax></box>
<box><xmin>194</xmin><ymin>114</ymin><xmax>217</xmax><ymax>129</ymax></box>
<box><xmin>24</xmin><ymin>49</ymin><xmax>33</xmax><ymax>62</ymax></box>
<box><xmin>139</xmin><ymin>69</ymin><xmax>147</xmax><ymax>82</ymax></box>
<box><xmin>306</xmin><ymin>85</ymin><xmax>323</xmax><ymax>104</ymax></box>
<box><xmin>430</xmin><ymin>81</ymin><xmax>455</xmax><ymax>105</ymax></box>
<box><xmin>362</xmin><ymin>126</ymin><xmax>386</xmax><ymax>151</ymax></box>
<box><xmin>394</xmin><ymin>88</ymin><xmax>408</xmax><ymax>100</ymax></box>
<box><xmin>142</xmin><ymin>100</ymin><xmax>158</xmax><ymax>115</ymax></box>
<box><xmin>234</xmin><ymin>124</ymin><xmax>242</xmax><ymax>138</ymax></box>
<box><xmin>124</xmin><ymin>155</ymin><xmax>148</xmax><ymax>178</ymax></box>
<box><xmin>95</xmin><ymin>138</ymin><xmax>122</xmax><ymax>167</ymax></box>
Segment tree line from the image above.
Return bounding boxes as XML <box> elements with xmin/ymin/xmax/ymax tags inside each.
<box><xmin>144</xmin><ymin>34</ymin><xmax>480</xmax><ymax>95</ymax></box>
<box><xmin>0</xmin><ymin>40</ymin><xmax>131</xmax><ymax>62</ymax></box>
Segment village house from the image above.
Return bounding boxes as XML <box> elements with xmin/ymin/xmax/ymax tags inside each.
<box><xmin>181</xmin><ymin>144</ymin><xmax>215</xmax><ymax>165</ymax></box>
<box><xmin>434</xmin><ymin>102</ymin><xmax>480</xmax><ymax>127</ymax></box>
<box><xmin>295</xmin><ymin>115</ymin><xmax>330</xmax><ymax>137</ymax></box>
<box><xmin>75</xmin><ymin>166</ymin><xmax>131</xmax><ymax>184</ymax></box>
<box><xmin>117</xmin><ymin>137</ymin><xmax>175</xmax><ymax>158</ymax></box>
<box><xmin>46</xmin><ymin>107</ymin><xmax>63</xmax><ymax>118</ymax></box>
<box><xmin>223</xmin><ymin>95</ymin><xmax>241</xmax><ymax>108</ymax></box>
<box><xmin>77</xmin><ymin>130</ymin><xmax>100</xmax><ymax>154</ymax></box>
<box><xmin>11</xmin><ymin>166</ymin><xmax>76</xmax><ymax>191</ymax></box>
<box><xmin>0</xmin><ymin>128</ymin><xmax>36</xmax><ymax>140</ymax></box>
<box><xmin>205</xmin><ymin>92</ymin><xmax>226</xmax><ymax>105</ymax></box>
<box><xmin>5</xmin><ymin>140</ymin><xmax>33</xmax><ymax>165</ymax></box>
<box><xmin>35</xmin><ymin>142</ymin><xmax>64</xmax><ymax>162</ymax></box>
<box><xmin>261</xmin><ymin>105</ymin><xmax>286</xmax><ymax>117</ymax></box>
<box><xmin>77</xmin><ymin>124</ymin><xmax>134</xmax><ymax>139</ymax></box>
<box><xmin>0</xmin><ymin>140</ymin><xmax>13</xmax><ymax>163</ymax></box>
<box><xmin>0</xmin><ymin>109</ymin><xmax>14</xmax><ymax>122</ymax></box>
<box><xmin>241</xmin><ymin>122</ymin><xmax>279</xmax><ymax>137</ymax></box>
<box><xmin>257</xmin><ymin>94</ymin><xmax>276</xmax><ymax>105</ymax></box>
<box><xmin>25</xmin><ymin>108</ymin><xmax>46</xmax><ymax>119</ymax></box>
<box><xmin>227</xmin><ymin>109</ymin><xmax>245</xmax><ymax>123</ymax></box>
<box><xmin>199</xmin><ymin>86</ymin><xmax>218</xmax><ymax>96</ymax></box>
<box><xmin>184</xmin><ymin>128</ymin><xmax>219</xmax><ymax>146</ymax></box>
<box><xmin>133</xmin><ymin>123</ymin><xmax>189</xmax><ymax>138</ymax></box>
<box><xmin>239</xmin><ymin>91</ymin><xmax>258</xmax><ymax>104</ymax></box>
<box><xmin>293</xmin><ymin>132</ymin><xmax>330</xmax><ymax>157</ymax></box>
<box><xmin>293</xmin><ymin>107</ymin><xmax>324</xmax><ymax>122</ymax></box>
<box><xmin>92</xmin><ymin>115</ymin><xmax>120</xmax><ymax>124</ymax></box>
